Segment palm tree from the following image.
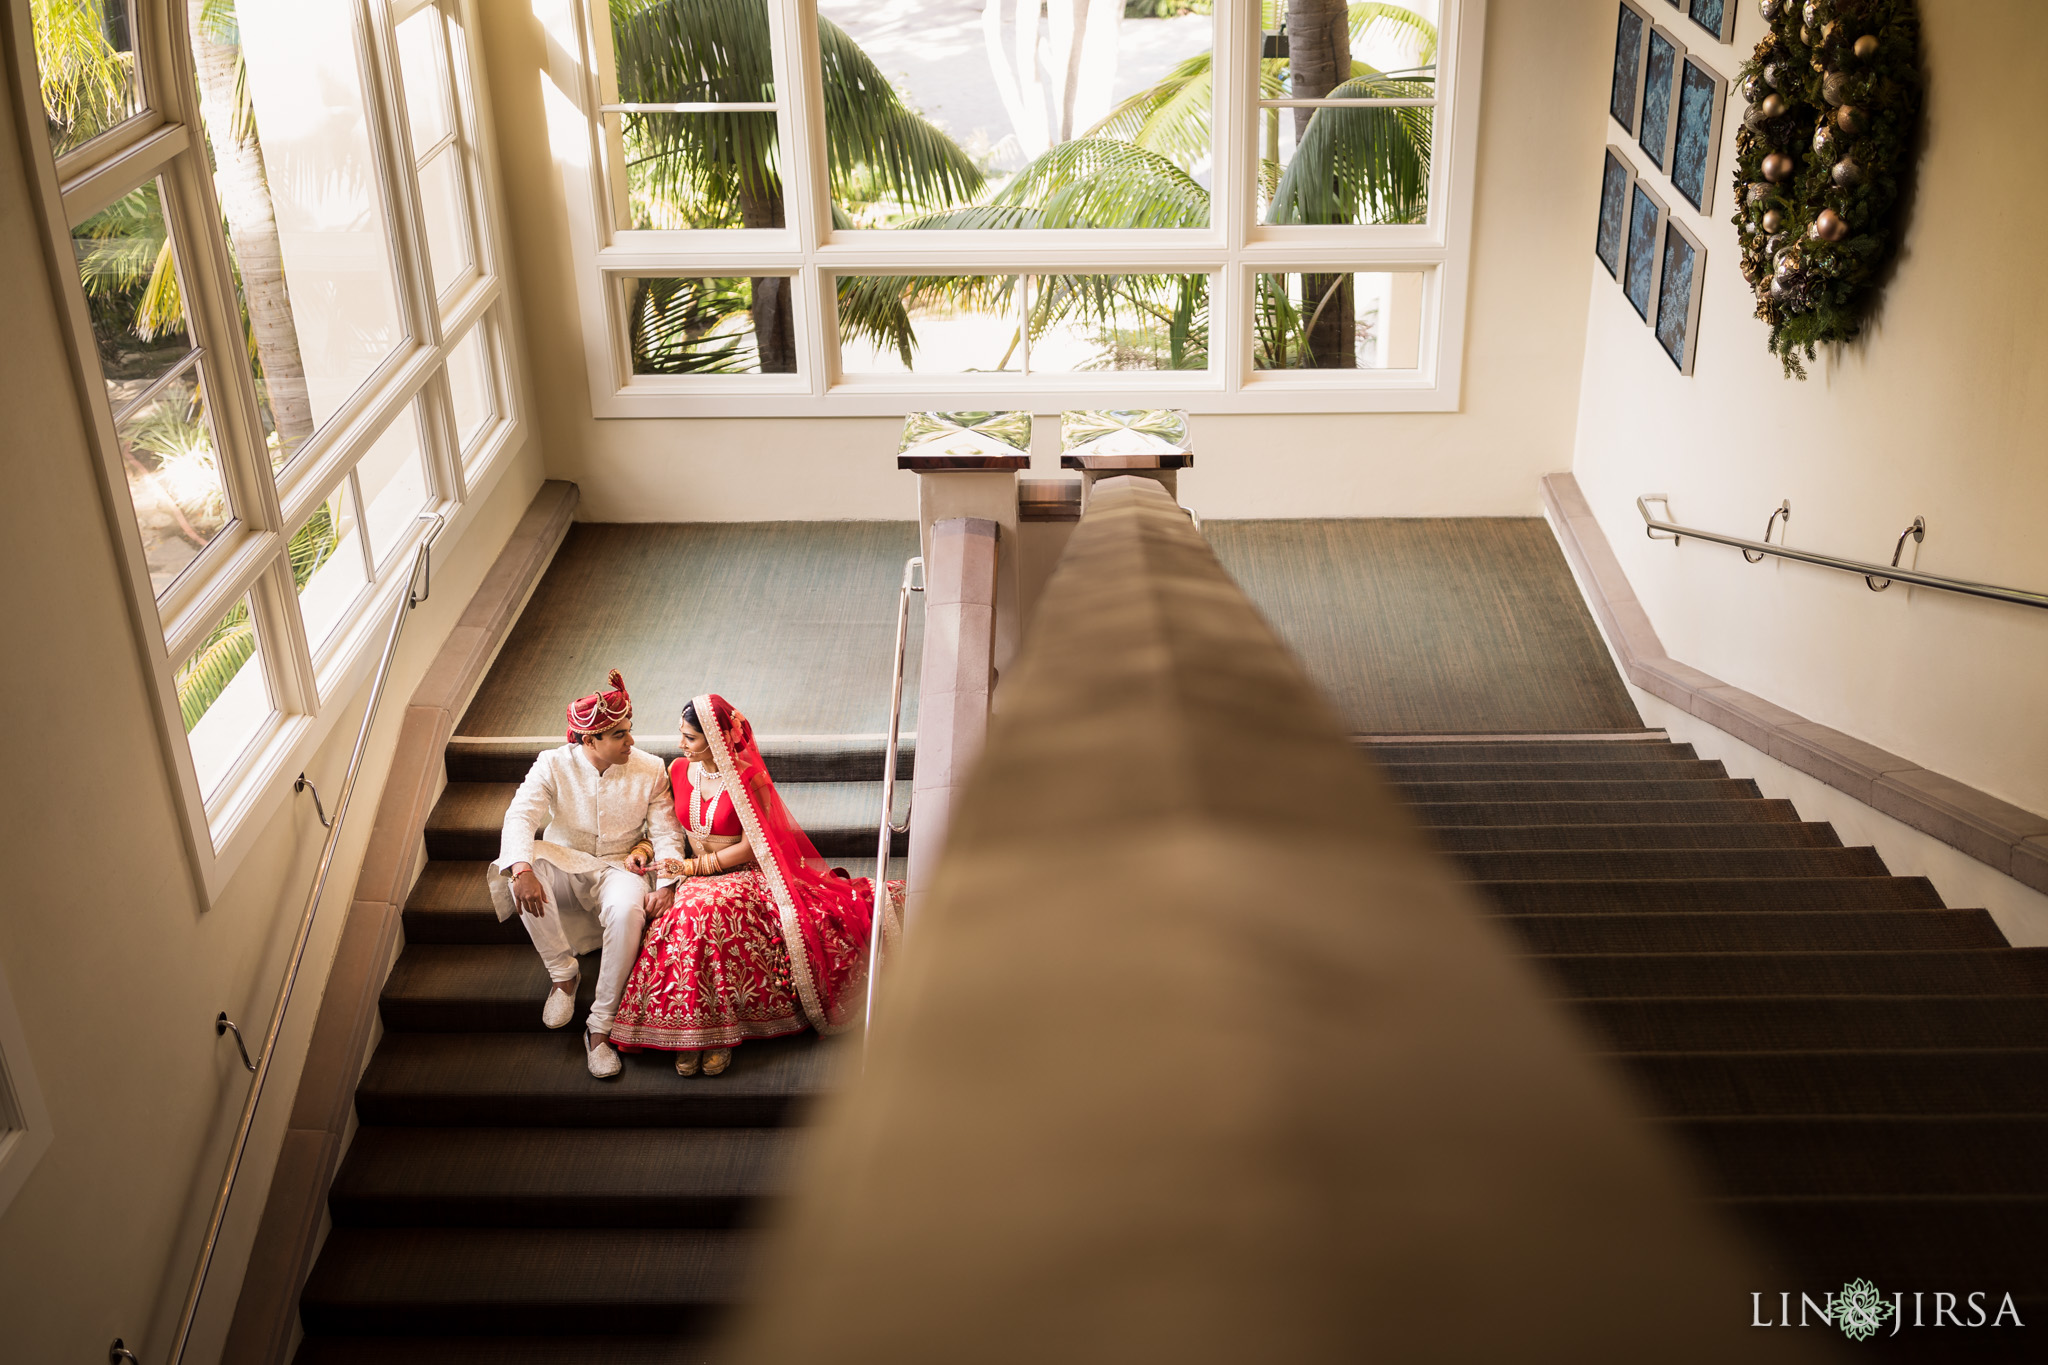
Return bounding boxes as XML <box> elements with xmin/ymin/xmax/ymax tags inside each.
<box><xmin>609</xmin><ymin>0</ymin><xmax>986</xmax><ymax>372</ymax></box>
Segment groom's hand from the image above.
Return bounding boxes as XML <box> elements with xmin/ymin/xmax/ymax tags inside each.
<box><xmin>510</xmin><ymin>864</ymin><xmax>546</xmax><ymax>917</ymax></box>
<box><xmin>644</xmin><ymin>884</ymin><xmax>675</xmax><ymax>918</ymax></box>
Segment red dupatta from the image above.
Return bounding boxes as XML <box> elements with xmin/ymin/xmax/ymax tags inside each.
<box><xmin>694</xmin><ymin>693</ymin><xmax>879</xmax><ymax>1033</ymax></box>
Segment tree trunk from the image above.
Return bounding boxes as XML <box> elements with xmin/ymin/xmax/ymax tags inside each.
<box><xmin>1287</xmin><ymin>0</ymin><xmax>1354</xmax><ymax>367</ymax></box>
<box><xmin>186</xmin><ymin>3</ymin><xmax>316</xmax><ymax>456</ymax></box>
<box><xmin>737</xmin><ymin>181</ymin><xmax>797</xmax><ymax>373</ymax></box>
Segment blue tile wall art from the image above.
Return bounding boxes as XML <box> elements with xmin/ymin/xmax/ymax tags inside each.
<box><xmin>1609</xmin><ymin>1</ymin><xmax>1653</xmax><ymax>132</ymax></box>
<box><xmin>1637</xmin><ymin>25</ymin><xmax>1684</xmax><ymax>171</ymax></box>
<box><xmin>1687</xmin><ymin>0</ymin><xmax>1737</xmax><ymax>43</ymax></box>
<box><xmin>1670</xmin><ymin>54</ymin><xmax>1726</xmax><ymax>212</ymax></box>
<box><xmin>1596</xmin><ymin>147</ymin><xmax>1637</xmax><ymax>279</ymax></box>
<box><xmin>1624</xmin><ymin>181</ymin><xmax>1666</xmax><ymax>322</ymax></box>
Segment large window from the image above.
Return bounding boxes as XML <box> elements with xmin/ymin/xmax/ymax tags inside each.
<box><xmin>562</xmin><ymin>0</ymin><xmax>1482</xmax><ymax>414</ymax></box>
<box><xmin>20</xmin><ymin>0</ymin><xmax>519</xmax><ymax>894</ymax></box>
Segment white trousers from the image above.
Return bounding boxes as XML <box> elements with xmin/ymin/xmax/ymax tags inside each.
<box><xmin>519</xmin><ymin>861</ymin><xmax>648</xmax><ymax>1037</ymax></box>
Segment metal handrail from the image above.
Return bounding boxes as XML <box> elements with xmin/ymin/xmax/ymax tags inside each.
<box><xmin>863</xmin><ymin>555</ymin><xmax>923</xmax><ymax>1057</ymax></box>
<box><xmin>167</xmin><ymin>513</ymin><xmax>444</xmax><ymax>1364</ymax></box>
<box><xmin>1636</xmin><ymin>496</ymin><xmax>2048</xmax><ymax>611</ymax></box>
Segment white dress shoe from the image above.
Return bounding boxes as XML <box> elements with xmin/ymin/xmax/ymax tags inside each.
<box><xmin>585</xmin><ymin>1032</ymin><xmax>622</xmax><ymax>1080</ymax></box>
<box><xmin>542</xmin><ymin>980</ymin><xmax>578</xmax><ymax>1030</ymax></box>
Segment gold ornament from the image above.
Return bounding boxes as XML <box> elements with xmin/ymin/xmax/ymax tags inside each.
<box><xmin>1831</xmin><ymin>156</ymin><xmax>1863</xmax><ymax>187</ymax></box>
<box><xmin>1854</xmin><ymin>34</ymin><xmax>1878</xmax><ymax>59</ymax></box>
<box><xmin>1750</xmin><ymin>182</ymin><xmax>1775</xmax><ymax>208</ymax></box>
<box><xmin>1762</xmin><ymin>209</ymin><xmax>1785</xmax><ymax>232</ymax></box>
<box><xmin>1761</xmin><ymin>93</ymin><xmax>1787</xmax><ymax>118</ymax></box>
<box><xmin>1836</xmin><ymin>104</ymin><xmax>1867</xmax><ymax>135</ymax></box>
<box><xmin>1822</xmin><ymin>72</ymin><xmax>1850</xmax><ymax>105</ymax></box>
<box><xmin>1814</xmin><ymin>209</ymin><xmax>1849</xmax><ymax>241</ymax></box>
<box><xmin>1763</xmin><ymin>152</ymin><xmax>1797</xmax><ymax>182</ymax></box>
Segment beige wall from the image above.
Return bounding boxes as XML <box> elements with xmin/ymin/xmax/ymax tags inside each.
<box><xmin>482</xmin><ymin>0</ymin><xmax>1612</xmax><ymax>521</ymax></box>
<box><xmin>1570</xmin><ymin>1</ymin><xmax>2048</xmax><ymax>816</ymax></box>
<box><xmin>0</xmin><ymin>67</ymin><xmax>545</xmax><ymax>1364</ymax></box>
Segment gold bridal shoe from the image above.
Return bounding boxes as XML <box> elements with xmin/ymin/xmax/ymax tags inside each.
<box><xmin>675</xmin><ymin>1051</ymin><xmax>701</xmax><ymax>1076</ymax></box>
<box><xmin>701</xmin><ymin>1048</ymin><xmax>732</xmax><ymax>1076</ymax></box>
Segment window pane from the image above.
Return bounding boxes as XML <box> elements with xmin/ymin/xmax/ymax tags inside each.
<box><xmin>116</xmin><ymin>365</ymin><xmax>232</xmax><ymax>594</ymax></box>
<box><xmin>816</xmin><ymin>0</ymin><xmax>1212</xmax><ymax>230</ymax></box>
<box><xmin>417</xmin><ymin>145</ymin><xmax>472</xmax><ymax>297</ymax></box>
<box><xmin>1026</xmin><ymin>274</ymin><xmax>1208</xmax><ymax>373</ymax></box>
<box><xmin>625</xmin><ymin>276</ymin><xmax>784</xmax><ymax>375</ymax></box>
<box><xmin>179</xmin><ymin>595</ymin><xmax>274</xmax><ymax>799</ymax></box>
<box><xmin>292</xmin><ymin>485</ymin><xmax>368</xmax><ymax>655</ymax></box>
<box><xmin>1254</xmin><ymin>271</ymin><xmax>1425</xmax><ymax>371</ymax></box>
<box><xmin>1261</xmin><ymin>1</ymin><xmax>1436</xmax><ymax>225</ymax></box>
<box><xmin>199</xmin><ymin>0</ymin><xmax>404</xmax><ymax>461</ymax></box>
<box><xmin>32</xmin><ymin>0</ymin><xmax>144</xmax><ymax>158</ymax></box>
<box><xmin>447</xmin><ymin>321</ymin><xmax>495</xmax><ymax>450</ymax></box>
<box><xmin>838</xmin><ymin>275</ymin><xmax>1022</xmax><ymax>374</ymax></box>
<box><xmin>356</xmin><ymin>406</ymin><xmax>431</xmax><ymax>566</ymax></box>
<box><xmin>602</xmin><ymin>111</ymin><xmax>781</xmax><ymax>231</ymax></box>
<box><xmin>72</xmin><ymin>180</ymin><xmax>194</xmax><ymax>412</ymax></box>
<box><xmin>395</xmin><ymin>6</ymin><xmax>453</xmax><ymax>154</ymax></box>
<box><xmin>609</xmin><ymin>0</ymin><xmax>775</xmax><ymax>101</ymax></box>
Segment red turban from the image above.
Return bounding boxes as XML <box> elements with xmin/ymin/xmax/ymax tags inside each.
<box><xmin>567</xmin><ymin>669</ymin><xmax>632</xmax><ymax>743</ymax></box>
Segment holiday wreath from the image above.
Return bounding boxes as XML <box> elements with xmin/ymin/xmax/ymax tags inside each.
<box><xmin>1732</xmin><ymin>0</ymin><xmax>1921</xmax><ymax>377</ymax></box>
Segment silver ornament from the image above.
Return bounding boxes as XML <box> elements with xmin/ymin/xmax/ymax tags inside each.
<box><xmin>1831</xmin><ymin>156</ymin><xmax>1863</xmax><ymax>187</ymax></box>
<box><xmin>1813</xmin><ymin>125</ymin><xmax>1836</xmax><ymax>155</ymax></box>
<box><xmin>1760</xmin><ymin>0</ymin><xmax>1784</xmax><ymax>20</ymax></box>
<box><xmin>1750</xmin><ymin>182</ymin><xmax>1776</xmax><ymax>208</ymax></box>
<box><xmin>1823</xmin><ymin>72</ymin><xmax>1850</xmax><ymax>105</ymax></box>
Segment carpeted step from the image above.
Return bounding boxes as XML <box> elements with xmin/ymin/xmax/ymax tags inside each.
<box><xmin>295</xmin><ymin>1335</ymin><xmax>723</xmax><ymax>1365</ymax></box>
<box><xmin>1619</xmin><ymin>1050</ymin><xmax>2048</xmax><ymax>1117</ymax></box>
<box><xmin>355</xmin><ymin>1032</ymin><xmax>837</xmax><ymax>1128</ymax></box>
<box><xmin>445</xmin><ymin>735</ymin><xmax>914</xmax><ymax>785</ymax></box>
<box><xmin>1500</xmin><ymin>909</ymin><xmax>2009</xmax><ymax>956</ymax></box>
<box><xmin>1405</xmin><ymin>798</ymin><xmax>1802</xmax><ymax>827</ymax></box>
<box><xmin>426</xmin><ymin>781</ymin><xmax>907</xmax><ymax>861</ymax></box>
<box><xmin>1541</xmin><ymin>950</ymin><xmax>2048</xmax><ymax>999</ymax></box>
<box><xmin>1477</xmin><ymin>877</ymin><xmax>1944</xmax><ymax>914</ymax></box>
<box><xmin>1375</xmin><ymin>758</ymin><xmax>1731</xmax><ymax>784</ymax></box>
<box><xmin>298</xmin><ymin>1227</ymin><xmax>753</xmax><ymax>1336</ymax></box>
<box><xmin>1664</xmin><ymin>1115</ymin><xmax>2048</xmax><ymax>1197</ymax></box>
<box><xmin>1577</xmin><ymin>996</ymin><xmax>2048</xmax><ymax>1052</ymax></box>
<box><xmin>1457</xmin><ymin>846</ymin><xmax>1889</xmax><ymax>881</ymax></box>
<box><xmin>330</xmin><ymin>1127</ymin><xmax>798</xmax><ymax>1228</ymax></box>
<box><xmin>382</xmin><ymin>944</ymin><xmax>565</xmax><ymax>1031</ymax></box>
<box><xmin>1387</xmin><ymin>776</ymin><xmax>1764</xmax><ymax>803</ymax></box>
<box><xmin>1357</xmin><ymin>739</ymin><xmax>1692</xmax><ymax>764</ymax></box>
<box><xmin>1429</xmin><ymin>822</ymin><xmax>1841</xmax><ymax>852</ymax></box>
<box><xmin>403</xmin><ymin>860</ymin><xmax>905</xmax><ymax>945</ymax></box>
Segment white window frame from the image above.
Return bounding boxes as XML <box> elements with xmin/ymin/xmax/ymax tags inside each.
<box><xmin>8</xmin><ymin>0</ymin><xmax>526</xmax><ymax>900</ymax></box>
<box><xmin>0</xmin><ymin>958</ymin><xmax>55</xmax><ymax>1221</ymax></box>
<box><xmin>549</xmin><ymin>0</ymin><xmax>1486</xmax><ymax>416</ymax></box>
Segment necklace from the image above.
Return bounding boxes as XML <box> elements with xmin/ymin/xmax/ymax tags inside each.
<box><xmin>688</xmin><ymin>762</ymin><xmax>726</xmax><ymax>836</ymax></box>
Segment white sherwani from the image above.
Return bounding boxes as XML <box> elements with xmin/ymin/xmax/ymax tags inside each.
<box><xmin>490</xmin><ymin>744</ymin><xmax>685</xmax><ymax>1035</ymax></box>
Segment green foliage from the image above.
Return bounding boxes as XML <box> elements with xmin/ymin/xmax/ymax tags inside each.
<box><xmin>1731</xmin><ymin>0</ymin><xmax>1921</xmax><ymax>378</ymax></box>
<box><xmin>177</xmin><ymin>603</ymin><xmax>253</xmax><ymax>732</ymax></box>
<box><xmin>1124</xmin><ymin>0</ymin><xmax>1211</xmax><ymax>18</ymax></box>
<box><xmin>627</xmin><ymin>276</ymin><xmax>760</xmax><ymax>373</ymax></box>
<box><xmin>1267</xmin><ymin>73</ymin><xmax>1432</xmax><ymax>225</ymax></box>
<box><xmin>31</xmin><ymin>0</ymin><xmax>135</xmax><ymax>153</ymax></box>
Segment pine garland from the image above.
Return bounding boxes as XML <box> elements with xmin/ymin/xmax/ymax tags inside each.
<box><xmin>1731</xmin><ymin>0</ymin><xmax>1921</xmax><ymax>377</ymax></box>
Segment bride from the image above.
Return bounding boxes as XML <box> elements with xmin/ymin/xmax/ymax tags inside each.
<box><xmin>609</xmin><ymin>693</ymin><xmax>901</xmax><ymax>1075</ymax></box>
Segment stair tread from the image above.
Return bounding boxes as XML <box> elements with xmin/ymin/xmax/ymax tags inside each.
<box><xmin>1406</xmin><ymin>799</ymin><xmax>1802</xmax><ymax>826</ymax></box>
<box><xmin>427</xmin><ymin>781</ymin><xmax>904</xmax><ymax>858</ymax></box>
<box><xmin>331</xmin><ymin>1127</ymin><xmax>799</xmax><ymax>1225</ymax></box>
<box><xmin>446</xmin><ymin>733</ymin><xmax>912</xmax><ymax>785</ymax></box>
<box><xmin>1457</xmin><ymin>846</ymin><xmax>1888</xmax><ymax>879</ymax></box>
<box><xmin>1477</xmin><ymin>877</ymin><xmax>1945</xmax><ymax>913</ymax></box>
<box><xmin>1662</xmin><ymin>1114</ymin><xmax>2048</xmax><ymax>1196</ymax></box>
<box><xmin>1357</xmin><ymin>739</ymin><xmax>1690</xmax><ymax>763</ymax></box>
<box><xmin>1430</xmin><ymin>822</ymin><xmax>1842</xmax><ymax>851</ymax></box>
<box><xmin>296</xmin><ymin>1336</ymin><xmax>722</xmax><ymax>1365</ymax></box>
<box><xmin>356</xmin><ymin>1031</ymin><xmax>838</xmax><ymax>1128</ymax></box>
<box><xmin>1389</xmin><ymin>777</ymin><xmax>1764</xmax><ymax>802</ymax></box>
<box><xmin>1375</xmin><ymin>759</ymin><xmax>1731</xmax><ymax>781</ymax></box>
<box><xmin>1501</xmin><ymin>909</ymin><xmax>2009</xmax><ymax>954</ymax></box>
<box><xmin>1618</xmin><ymin>1049</ymin><xmax>2048</xmax><ymax>1117</ymax></box>
<box><xmin>1578</xmin><ymin>996</ymin><xmax>2048</xmax><ymax>1051</ymax></box>
<box><xmin>1536</xmin><ymin>948</ymin><xmax>2048</xmax><ymax>998</ymax></box>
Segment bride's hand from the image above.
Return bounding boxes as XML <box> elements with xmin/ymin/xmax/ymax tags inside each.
<box><xmin>656</xmin><ymin>857</ymin><xmax>691</xmax><ymax>879</ymax></box>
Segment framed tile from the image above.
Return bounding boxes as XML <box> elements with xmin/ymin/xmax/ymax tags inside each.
<box><xmin>1670</xmin><ymin>54</ymin><xmax>1727</xmax><ymax>212</ymax></box>
<box><xmin>1637</xmin><ymin>24</ymin><xmax>1686</xmax><ymax>172</ymax></box>
<box><xmin>1624</xmin><ymin>181</ymin><xmax>1667</xmax><ymax>322</ymax></box>
<box><xmin>1687</xmin><ymin>0</ymin><xmax>1737</xmax><ymax>43</ymax></box>
<box><xmin>1596</xmin><ymin>146</ymin><xmax>1638</xmax><ymax>279</ymax></box>
<box><xmin>1609</xmin><ymin>1</ymin><xmax>1655</xmax><ymax>133</ymax></box>
<box><xmin>1655</xmin><ymin>216</ymin><xmax>1707</xmax><ymax>373</ymax></box>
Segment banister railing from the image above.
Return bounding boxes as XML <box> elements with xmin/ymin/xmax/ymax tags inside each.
<box><xmin>167</xmin><ymin>514</ymin><xmax>444</xmax><ymax>1364</ymax></box>
<box><xmin>864</xmin><ymin>554</ymin><xmax>921</xmax><ymax>1053</ymax></box>
<box><xmin>724</xmin><ymin>477</ymin><xmax>1799</xmax><ymax>1361</ymax></box>
<box><xmin>1638</xmin><ymin>495</ymin><xmax>2048</xmax><ymax>611</ymax></box>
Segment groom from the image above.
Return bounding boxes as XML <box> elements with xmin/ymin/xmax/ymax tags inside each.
<box><xmin>490</xmin><ymin>670</ymin><xmax>683</xmax><ymax>1078</ymax></box>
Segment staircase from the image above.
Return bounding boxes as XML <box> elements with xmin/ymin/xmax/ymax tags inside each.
<box><xmin>289</xmin><ymin>736</ymin><xmax>907</xmax><ymax>1363</ymax></box>
<box><xmin>1369</xmin><ymin>735</ymin><xmax>2048</xmax><ymax>1345</ymax></box>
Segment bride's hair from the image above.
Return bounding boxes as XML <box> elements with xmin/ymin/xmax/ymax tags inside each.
<box><xmin>681</xmin><ymin>699</ymin><xmax>701</xmax><ymax>733</ymax></box>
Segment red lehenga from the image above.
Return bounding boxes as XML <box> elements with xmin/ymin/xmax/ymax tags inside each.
<box><xmin>610</xmin><ymin>694</ymin><xmax>902</xmax><ymax>1051</ymax></box>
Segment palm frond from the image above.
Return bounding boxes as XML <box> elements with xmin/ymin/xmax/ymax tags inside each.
<box><xmin>1348</xmin><ymin>3</ymin><xmax>1438</xmax><ymax>68</ymax></box>
<box><xmin>287</xmin><ymin>498</ymin><xmax>342</xmax><ymax>590</ymax></box>
<box><xmin>816</xmin><ymin>17</ymin><xmax>983</xmax><ymax>210</ymax></box>
<box><xmin>1266</xmin><ymin>74</ymin><xmax>1432</xmax><ymax>225</ymax></box>
<box><xmin>31</xmin><ymin>0</ymin><xmax>134</xmax><ymax>146</ymax></box>
<box><xmin>1086</xmin><ymin>53</ymin><xmax>1288</xmax><ymax>172</ymax></box>
<box><xmin>989</xmin><ymin>139</ymin><xmax>1210</xmax><ymax>230</ymax></box>
<box><xmin>833</xmin><ymin>275</ymin><xmax>918</xmax><ymax>368</ymax></box>
<box><xmin>627</xmin><ymin>275</ymin><xmax>759</xmax><ymax>374</ymax></box>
